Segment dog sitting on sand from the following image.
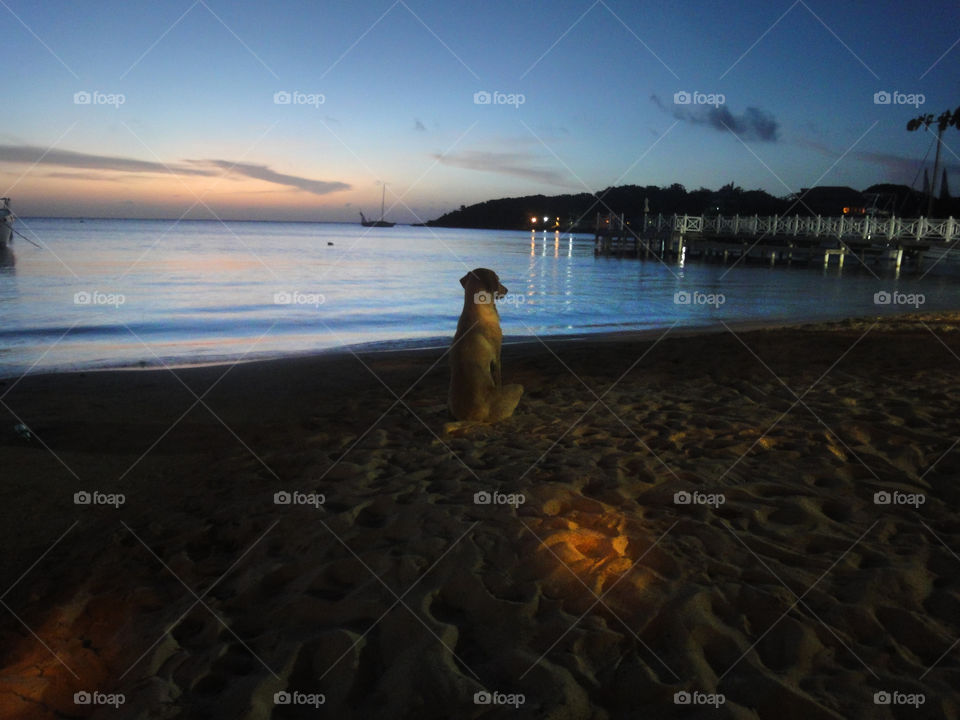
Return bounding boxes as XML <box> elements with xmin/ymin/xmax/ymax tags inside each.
<box><xmin>448</xmin><ymin>268</ymin><xmax>523</xmax><ymax>422</ymax></box>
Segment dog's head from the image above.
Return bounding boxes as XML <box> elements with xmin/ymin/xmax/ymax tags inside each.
<box><xmin>460</xmin><ymin>268</ymin><xmax>507</xmax><ymax>305</ymax></box>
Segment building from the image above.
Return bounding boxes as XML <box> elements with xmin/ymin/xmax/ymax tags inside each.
<box><xmin>797</xmin><ymin>186</ymin><xmax>867</xmax><ymax>216</ymax></box>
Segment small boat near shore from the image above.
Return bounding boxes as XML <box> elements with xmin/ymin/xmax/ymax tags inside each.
<box><xmin>0</xmin><ymin>198</ymin><xmax>13</xmax><ymax>267</ymax></box>
<box><xmin>360</xmin><ymin>185</ymin><xmax>395</xmax><ymax>227</ymax></box>
<box><xmin>0</xmin><ymin>198</ymin><xmax>12</xmax><ymax>248</ymax></box>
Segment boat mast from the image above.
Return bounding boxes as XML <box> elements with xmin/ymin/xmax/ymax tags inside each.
<box><xmin>380</xmin><ymin>184</ymin><xmax>386</xmax><ymax>222</ymax></box>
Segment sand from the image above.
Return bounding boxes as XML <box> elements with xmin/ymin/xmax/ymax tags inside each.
<box><xmin>2</xmin><ymin>312</ymin><xmax>960</xmax><ymax>719</ymax></box>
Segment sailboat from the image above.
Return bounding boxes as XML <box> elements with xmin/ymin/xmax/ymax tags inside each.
<box><xmin>360</xmin><ymin>185</ymin><xmax>395</xmax><ymax>227</ymax></box>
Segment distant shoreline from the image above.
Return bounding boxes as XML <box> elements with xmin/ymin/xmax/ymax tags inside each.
<box><xmin>13</xmin><ymin>217</ymin><xmax>546</xmax><ymax>231</ymax></box>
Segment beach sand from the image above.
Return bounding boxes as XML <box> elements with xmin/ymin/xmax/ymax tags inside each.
<box><xmin>2</xmin><ymin>312</ymin><xmax>960</xmax><ymax>719</ymax></box>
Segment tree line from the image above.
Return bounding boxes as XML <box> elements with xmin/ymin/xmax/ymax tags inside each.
<box><xmin>428</xmin><ymin>182</ymin><xmax>953</xmax><ymax>231</ymax></box>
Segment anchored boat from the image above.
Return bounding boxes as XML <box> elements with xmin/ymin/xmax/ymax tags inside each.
<box><xmin>360</xmin><ymin>185</ymin><xmax>395</xmax><ymax>227</ymax></box>
<box><xmin>0</xmin><ymin>198</ymin><xmax>12</xmax><ymax>248</ymax></box>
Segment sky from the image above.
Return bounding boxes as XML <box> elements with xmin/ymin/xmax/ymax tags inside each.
<box><xmin>1</xmin><ymin>0</ymin><xmax>959</xmax><ymax>222</ymax></box>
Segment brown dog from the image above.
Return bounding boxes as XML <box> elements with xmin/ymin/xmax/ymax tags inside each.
<box><xmin>448</xmin><ymin>268</ymin><xmax>523</xmax><ymax>422</ymax></box>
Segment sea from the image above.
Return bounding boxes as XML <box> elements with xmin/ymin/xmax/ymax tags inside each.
<box><xmin>2</xmin><ymin>218</ymin><xmax>959</xmax><ymax>378</ymax></box>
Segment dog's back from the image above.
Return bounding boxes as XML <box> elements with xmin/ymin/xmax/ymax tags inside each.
<box><xmin>448</xmin><ymin>269</ymin><xmax>523</xmax><ymax>422</ymax></box>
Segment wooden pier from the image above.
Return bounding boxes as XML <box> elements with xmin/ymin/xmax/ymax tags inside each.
<box><xmin>593</xmin><ymin>212</ymin><xmax>666</xmax><ymax>259</ymax></box>
<box><xmin>594</xmin><ymin>212</ymin><xmax>960</xmax><ymax>271</ymax></box>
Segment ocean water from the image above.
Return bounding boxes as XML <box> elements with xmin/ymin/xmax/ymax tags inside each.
<box><xmin>2</xmin><ymin>218</ymin><xmax>960</xmax><ymax>378</ymax></box>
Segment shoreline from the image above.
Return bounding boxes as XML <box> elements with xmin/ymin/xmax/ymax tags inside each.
<box><xmin>0</xmin><ymin>311</ymin><xmax>928</xmax><ymax>383</ymax></box>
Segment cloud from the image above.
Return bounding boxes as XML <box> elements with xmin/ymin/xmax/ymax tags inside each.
<box><xmin>0</xmin><ymin>144</ymin><xmax>213</xmax><ymax>176</ymax></box>
<box><xmin>200</xmin><ymin>160</ymin><xmax>350</xmax><ymax>195</ymax></box>
<box><xmin>414</xmin><ymin>118</ymin><xmax>427</xmax><ymax>132</ymax></box>
<box><xmin>707</xmin><ymin>106</ymin><xmax>779</xmax><ymax>142</ymax></box>
<box><xmin>0</xmin><ymin>144</ymin><xmax>350</xmax><ymax>196</ymax></box>
<box><xmin>433</xmin><ymin>150</ymin><xmax>574</xmax><ymax>187</ymax></box>
<box><xmin>650</xmin><ymin>94</ymin><xmax>780</xmax><ymax>142</ymax></box>
<box><xmin>43</xmin><ymin>171</ymin><xmax>137</xmax><ymax>182</ymax></box>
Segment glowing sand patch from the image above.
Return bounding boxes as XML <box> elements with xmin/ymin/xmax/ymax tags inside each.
<box><xmin>533</xmin><ymin>508</ymin><xmax>654</xmax><ymax>598</ymax></box>
<box><xmin>0</xmin><ymin>593</ymin><xmax>132</xmax><ymax>718</ymax></box>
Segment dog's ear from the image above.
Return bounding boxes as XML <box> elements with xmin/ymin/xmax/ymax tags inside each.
<box><xmin>460</xmin><ymin>273</ymin><xmax>470</xmax><ymax>289</ymax></box>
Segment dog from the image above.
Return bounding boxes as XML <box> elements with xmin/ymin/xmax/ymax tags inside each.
<box><xmin>448</xmin><ymin>268</ymin><xmax>523</xmax><ymax>422</ymax></box>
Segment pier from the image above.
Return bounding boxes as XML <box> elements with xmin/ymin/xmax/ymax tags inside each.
<box><xmin>593</xmin><ymin>212</ymin><xmax>960</xmax><ymax>271</ymax></box>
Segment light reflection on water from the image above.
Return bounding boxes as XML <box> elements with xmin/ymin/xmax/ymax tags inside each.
<box><xmin>1</xmin><ymin>218</ymin><xmax>959</xmax><ymax>377</ymax></box>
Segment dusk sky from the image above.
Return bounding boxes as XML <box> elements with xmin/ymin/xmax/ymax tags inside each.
<box><xmin>2</xmin><ymin>0</ymin><xmax>959</xmax><ymax>222</ymax></box>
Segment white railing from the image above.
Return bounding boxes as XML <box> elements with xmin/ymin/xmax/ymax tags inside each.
<box><xmin>657</xmin><ymin>214</ymin><xmax>959</xmax><ymax>244</ymax></box>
